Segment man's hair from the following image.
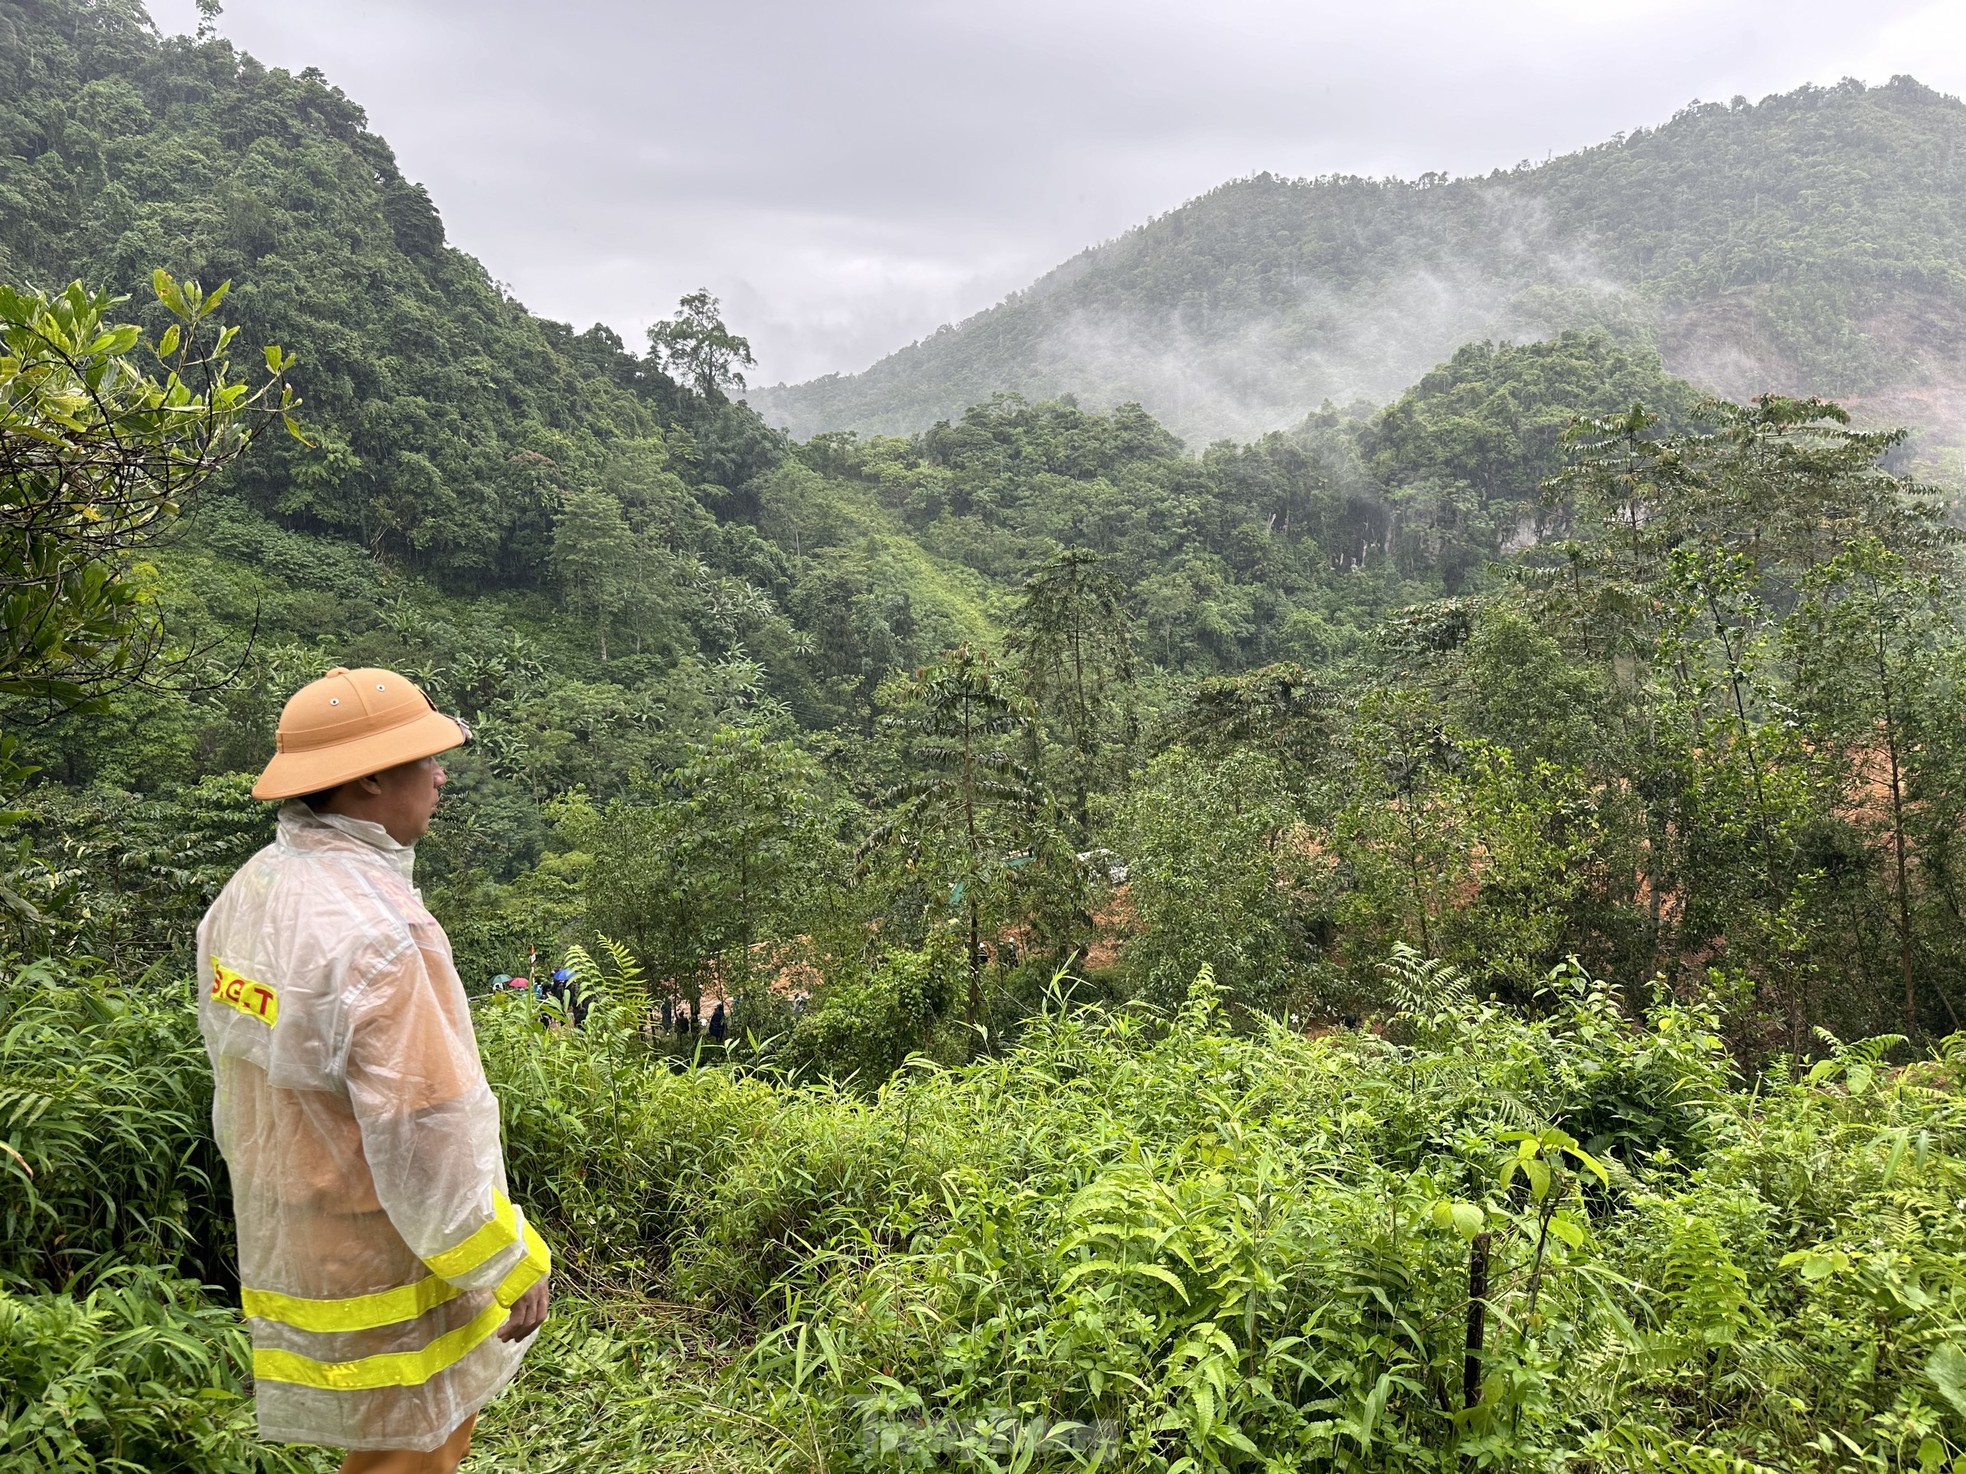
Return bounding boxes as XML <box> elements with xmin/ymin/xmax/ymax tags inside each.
<box><xmin>297</xmin><ymin>783</ymin><xmax>343</xmax><ymax>811</ymax></box>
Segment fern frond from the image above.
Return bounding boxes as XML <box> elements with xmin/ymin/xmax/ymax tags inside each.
<box><xmin>598</xmin><ymin>934</ymin><xmax>650</xmax><ymax>1009</ymax></box>
<box><xmin>1178</xmin><ymin>964</ymin><xmax>1222</xmax><ymax>1032</ymax></box>
<box><xmin>1848</xmin><ymin>1033</ymin><xmax>1907</xmax><ymax>1068</ymax></box>
<box><xmin>1380</xmin><ymin>943</ymin><xmax>1472</xmax><ymax>1015</ymax></box>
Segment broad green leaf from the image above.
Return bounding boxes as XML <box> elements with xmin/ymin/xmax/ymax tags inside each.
<box><xmin>1563</xmin><ymin>1143</ymin><xmax>1611</xmax><ymax>1185</ymax></box>
<box><xmin>152</xmin><ymin>268</ymin><xmax>187</xmax><ymax>316</ymax></box>
<box><xmin>1547</xmin><ymin>1211</ymin><xmax>1587</xmax><ymax>1249</ymax></box>
<box><xmin>1450</xmin><ymin>1201</ymin><xmax>1486</xmax><ymax>1241</ymax></box>
<box><xmin>1928</xmin><ymin>1344</ymin><xmax>1966</xmax><ymax>1419</ymax></box>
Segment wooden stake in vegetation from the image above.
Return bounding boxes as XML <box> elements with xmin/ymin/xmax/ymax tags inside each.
<box><xmin>1464</xmin><ymin>1230</ymin><xmax>1491</xmax><ymax>1412</ymax></box>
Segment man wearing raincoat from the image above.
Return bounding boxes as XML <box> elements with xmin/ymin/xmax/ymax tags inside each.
<box><xmin>198</xmin><ymin>667</ymin><xmax>550</xmax><ymax>1473</ymax></box>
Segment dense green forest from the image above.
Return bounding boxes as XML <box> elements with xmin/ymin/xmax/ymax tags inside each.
<box><xmin>6</xmin><ymin>2</ymin><xmax>1966</xmax><ymax>1471</ymax></box>
<box><xmin>751</xmin><ymin>75</ymin><xmax>1966</xmax><ymax>448</ymax></box>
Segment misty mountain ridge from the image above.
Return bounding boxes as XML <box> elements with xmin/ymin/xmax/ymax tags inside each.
<box><xmin>747</xmin><ymin>77</ymin><xmax>1966</xmax><ymax>454</ymax></box>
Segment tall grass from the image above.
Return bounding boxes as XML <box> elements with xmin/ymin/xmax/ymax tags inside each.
<box><xmin>6</xmin><ymin>959</ymin><xmax>1966</xmax><ymax>1471</ymax></box>
<box><xmin>0</xmin><ymin>967</ymin><xmax>316</xmax><ymax>1473</ymax></box>
<box><xmin>474</xmin><ymin>968</ymin><xmax>1966</xmax><ymax>1472</ymax></box>
<box><xmin>0</xmin><ymin>1268</ymin><xmax>300</xmax><ymax>1474</ymax></box>
<box><xmin>0</xmin><ymin>961</ymin><xmax>232</xmax><ymax>1289</ymax></box>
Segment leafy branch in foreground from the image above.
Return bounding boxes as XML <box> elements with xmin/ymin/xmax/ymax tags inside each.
<box><xmin>0</xmin><ymin>272</ymin><xmax>301</xmax><ymax>711</ymax></box>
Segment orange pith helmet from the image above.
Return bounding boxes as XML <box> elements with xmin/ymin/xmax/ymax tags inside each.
<box><xmin>251</xmin><ymin>666</ymin><xmax>467</xmax><ymax>800</ymax></box>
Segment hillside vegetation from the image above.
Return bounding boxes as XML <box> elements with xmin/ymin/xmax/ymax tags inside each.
<box><xmin>750</xmin><ymin>77</ymin><xmax>1966</xmax><ymax>450</ymax></box>
<box><xmin>6</xmin><ymin>5</ymin><xmax>1966</xmax><ymax>1473</ymax></box>
<box><xmin>10</xmin><ymin>960</ymin><xmax>1966</xmax><ymax>1472</ymax></box>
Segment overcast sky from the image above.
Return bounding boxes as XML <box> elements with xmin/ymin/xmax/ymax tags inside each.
<box><xmin>149</xmin><ymin>0</ymin><xmax>1966</xmax><ymax>388</ymax></box>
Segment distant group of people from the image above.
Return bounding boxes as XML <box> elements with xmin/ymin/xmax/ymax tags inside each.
<box><xmin>659</xmin><ymin>996</ymin><xmax>728</xmax><ymax>1042</ymax></box>
<box><xmin>490</xmin><ymin>970</ymin><xmax>728</xmax><ymax>1043</ymax></box>
<box><xmin>488</xmin><ymin>967</ymin><xmax>587</xmax><ymax>1026</ymax></box>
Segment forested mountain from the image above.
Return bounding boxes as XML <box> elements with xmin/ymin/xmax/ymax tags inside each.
<box><xmin>9</xmin><ymin>0</ymin><xmax>1964</xmax><ymax>1049</ymax></box>
<box><xmin>749</xmin><ymin>77</ymin><xmax>1966</xmax><ymax>450</ymax></box>
<box><xmin>0</xmin><ymin>0</ymin><xmax>1693</xmax><ymax>765</ymax></box>
<box><xmin>0</xmin><ymin>0</ymin><xmax>793</xmax><ymax>581</ymax></box>
<box><xmin>12</xmin><ymin>4</ymin><xmax>1966</xmax><ymax>1470</ymax></box>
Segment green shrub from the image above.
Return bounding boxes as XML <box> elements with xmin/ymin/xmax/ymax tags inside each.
<box><xmin>0</xmin><ymin>963</ymin><xmax>231</xmax><ymax>1289</ymax></box>
<box><xmin>522</xmin><ymin>968</ymin><xmax>1966</xmax><ymax>1472</ymax></box>
<box><xmin>0</xmin><ymin>1268</ymin><xmax>314</xmax><ymax>1474</ymax></box>
<box><xmin>9</xmin><ymin>948</ymin><xmax>1965</xmax><ymax>1472</ymax></box>
<box><xmin>782</xmin><ymin>938</ymin><xmax>964</xmax><ymax>1086</ymax></box>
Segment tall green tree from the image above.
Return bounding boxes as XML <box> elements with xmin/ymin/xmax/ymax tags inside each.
<box><xmin>1547</xmin><ymin>396</ymin><xmax>1945</xmax><ymax>613</ymax></box>
<box><xmin>1790</xmin><ymin>537</ymin><xmax>1966</xmax><ymax>1034</ymax></box>
<box><xmin>1008</xmin><ymin>547</ymin><xmax>1134</xmax><ymax>841</ymax></box>
<box><xmin>1530</xmin><ymin>393</ymin><xmax>1955</xmax><ymax>1043</ymax></box>
<box><xmin>646</xmin><ymin>290</ymin><xmax>756</xmax><ymax>401</ymax></box>
<box><xmin>0</xmin><ymin>274</ymin><xmax>294</xmax><ymax>937</ymax></box>
<box><xmin>563</xmin><ymin>726</ymin><xmax>835</xmax><ymax>1012</ymax></box>
<box><xmin>0</xmin><ymin>275</ymin><xmax>296</xmax><ymax>708</ymax></box>
<box><xmin>1118</xmin><ymin>745</ymin><xmax>1312</xmax><ymax>1011</ymax></box>
<box><xmin>867</xmin><ymin>646</ymin><xmax>1069</xmax><ymax>1026</ymax></box>
<box><xmin>669</xmin><ymin>726</ymin><xmax>836</xmax><ymax>1003</ymax></box>
<box><xmin>551</xmin><ymin>486</ymin><xmax>644</xmax><ymax>661</ymax></box>
<box><xmin>1170</xmin><ymin>662</ymin><xmax>1339</xmax><ymax>776</ymax></box>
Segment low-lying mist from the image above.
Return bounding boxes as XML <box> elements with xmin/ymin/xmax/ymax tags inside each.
<box><xmin>748</xmin><ymin>80</ymin><xmax>1966</xmax><ymax>461</ymax></box>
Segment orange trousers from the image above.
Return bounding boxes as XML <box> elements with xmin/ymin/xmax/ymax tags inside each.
<box><xmin>337</xmin><ymin>1413</ymin><xmax>477</xmax><ymax>1474</ymax></box>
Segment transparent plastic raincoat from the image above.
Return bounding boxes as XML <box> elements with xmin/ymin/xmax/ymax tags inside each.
<box><xmin>197</xmin><ymin>802</ymin><xmax>549</xmax><ymax>1451</ymax></box>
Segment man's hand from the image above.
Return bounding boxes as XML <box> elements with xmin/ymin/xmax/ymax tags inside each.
<box><xmin>497</xmin><ymin>1278</ymin><xmax>549</xmax><ymax>1343</ymax></box>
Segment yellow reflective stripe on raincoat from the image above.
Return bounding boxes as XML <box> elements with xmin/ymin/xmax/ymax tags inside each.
<box><xmin>241</xmin><ymin>1200</ymin><xmax>548</xmax><ymax>1332</ymax></box>
<box><xmin>251</xmin><ymin>1222</ymin><xmax>552</xmax><ymax>1392</ymax></box>
<box><xmin>253</xmin><ymin>1300</ymin><xmax>511</xmax><ymax>1392</ymax></box>
<box><xmin>241</xmin><ymin>1274</ymin><xmax>462</xmax><ymax>1334</ymax></box>
<box><xmin>494</xmin><ymin>1220</ymin><xmax>552</xmax><ymax>1308</ymax></box>
<box><xmin>422</xmin><ymin>1191</ymin><xmax>521</xmax><ymax>1281</ymax></box>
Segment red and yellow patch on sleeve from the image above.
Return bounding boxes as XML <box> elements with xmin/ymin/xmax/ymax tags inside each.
<box><xmin>210</xmin><ymin>958</ymin><xmax>279</xmax><ymax>1027</ymax></box>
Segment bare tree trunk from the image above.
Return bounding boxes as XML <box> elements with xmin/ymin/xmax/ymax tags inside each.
<box><xmin>967</xmin><ymin>898</ymin><xmax>981</xmax><ymax>1030</ymax></box>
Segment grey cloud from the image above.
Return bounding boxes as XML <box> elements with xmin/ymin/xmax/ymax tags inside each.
<box><xmin>152</xmin><ymin>0</ymin><xmax>1964</xmax><ymax>385</ymax></box>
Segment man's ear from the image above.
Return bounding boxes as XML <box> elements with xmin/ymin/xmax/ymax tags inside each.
<box><xmin>353</xmin><ymin>772</ymin><xmax>387</xmax><ymax>796</ymax></box>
